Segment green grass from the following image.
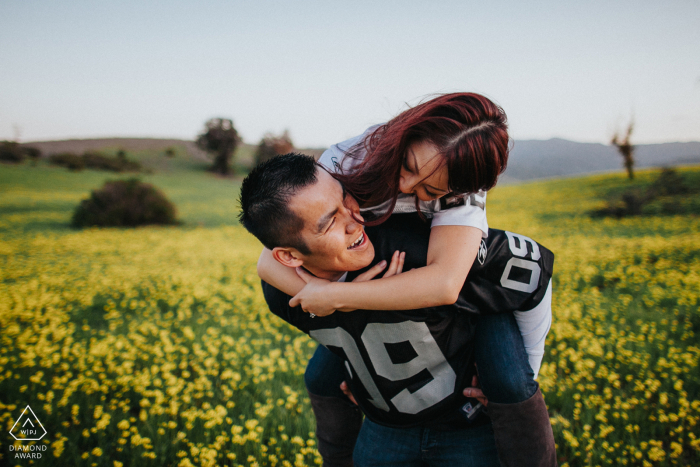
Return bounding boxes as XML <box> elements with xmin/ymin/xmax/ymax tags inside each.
<box><xmin>0</xmin><ymin>160</ymin><xmax>242</xmax><ymax>235</ymax></box>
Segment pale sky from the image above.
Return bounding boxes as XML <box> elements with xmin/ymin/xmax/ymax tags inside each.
<box><xmin>1</xmin><ymin>0</ymin><xmax>699</xmax><ymax>147</ymax></box>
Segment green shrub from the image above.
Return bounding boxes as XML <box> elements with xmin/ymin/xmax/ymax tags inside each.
<box><xmin>82</xmin><ymin>151</ymin><xmax>141</xmax><ymax>172</ymax></box>
<box><xmin>0</xmin><ymin>141</ymin><xmax>26</xmax><ymax>163</ymax></box>
<box><xmin>591</xmin><ymin>168</ymin><xmax>697</xmax><ymax>218</ymax></box>
<box><xmin>49</xmin><ymin>152</ymin><xmax>85</xmax><ymax>170</ymax></box>
<box><xmin>651</xmin><ymin>167</ymin><xmax>691</xmax><ymax>196</ymax></box>
<box><xmin>23</xmin><ymin>146</ymin><xmax>42</xmax><ymax>160</ymax></box>
<box><xmin>72</xmin><ymin>179</ymin><xmax>178</xmax><ymax>228</ymax></box>
<box><xmin>591</xmin><ymin>189</ymin><xmax>650</xmax><ymax>218</ymax></box>
<box><xmin>49</xmin><ymin>151</ymin><xmax>141</xmax><ymax>172</ymax></box>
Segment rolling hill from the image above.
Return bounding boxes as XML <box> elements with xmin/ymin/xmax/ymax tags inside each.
<box><xmin>20</xmin><ymin>137</ymin><xmax>700</xmax><ymax>181</ymax></box>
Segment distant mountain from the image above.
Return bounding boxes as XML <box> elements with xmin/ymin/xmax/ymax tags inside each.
<box><xmin>504</xmin><ymin>139</ymin><xmax>700</xmax><ymax>181</ymax></box>
<box><xmin>21</xmin><ymin>137</ymin><xmax>700</xmax><ymax>181</ymax></box>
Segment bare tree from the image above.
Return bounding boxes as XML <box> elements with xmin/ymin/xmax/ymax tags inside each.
<box><xmin>196</xmin><ymin>118</ymin><xmax>241</xmax><ymax>175</ymax></box>
<box><xmin>611</xmin><ymin>121</ymin><xmax>635</xmax><ymax>180</ymax></box>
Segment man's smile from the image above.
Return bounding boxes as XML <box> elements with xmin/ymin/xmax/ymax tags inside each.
<box><xmin>347</xmin><ymin>231</ymin><xmax>367</xmax><ymax>250</ymax></box>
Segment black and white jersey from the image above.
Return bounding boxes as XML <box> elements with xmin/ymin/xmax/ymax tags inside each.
<box><xmin>262</xmin><ymin>213</ymin><xmax>554</xmax><ymax>428</ymax></box>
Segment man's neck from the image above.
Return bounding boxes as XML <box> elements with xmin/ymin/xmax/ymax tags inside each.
<box><xmin>304</xmin><ymin>267</ymin><xmax>346</xmax><ymax>282</ymax></box>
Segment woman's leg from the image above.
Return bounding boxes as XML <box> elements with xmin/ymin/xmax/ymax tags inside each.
<box><xmin>474</xmin><ymin>312</ymin><xmax>537</xmax><ymax>404</ymax></box>
<box><xmin>305</xmin><ymin>344</ymin><xmax>363</xmax><ymax>467</ymax></box>
<box><xmin>474</xmin><ymin>312</ymin><xmax>557</xmax><ymax>467</ymax></box>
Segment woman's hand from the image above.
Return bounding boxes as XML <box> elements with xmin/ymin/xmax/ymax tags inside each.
<box><xmin>353</xmin><ymin>250</ymin><xmax>405</xmax><ymax>283</ymax></box>
<box><xmin>288</xmin><ymin>251</ymin><xmax>406</xmax><ymax>316</ymax></box>
<box><xmin>288</xmin><ymin>270</ymin><xmax>337</xmax><ymax>317</ymax></box>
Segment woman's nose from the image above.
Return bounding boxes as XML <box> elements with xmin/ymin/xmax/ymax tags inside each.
<box><xmin>399</xmin><ymin>175</ymin><xmax>415</xmax><ymax>194</ymax></box>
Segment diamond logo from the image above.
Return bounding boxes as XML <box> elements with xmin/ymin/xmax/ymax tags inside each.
<box><xmin>477</xmin><ymin>239</ymin><xmax>487</xmax><ymax>265</ymax></box>
<box><xmin>9</xmin><ymin>406</ymin><xmax>47</xmax><ymax>441</ymax></box>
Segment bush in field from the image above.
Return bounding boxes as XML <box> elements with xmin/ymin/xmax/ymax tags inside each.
<box><xmin>49</xmin><ymin>151</ymin><xmax>141</xmax><ymax>172</ymax></box>
<box><xmin>254</xmin><ymin>130</ymin><xmax>294</xmax><ymax>166</ymax></box>
<box><xmin>651</xmin><ymin>167</ymin><xmax>691</xmax><ymax>196</ymax></box>
<box><xmin>49</xmin><ymin>152</ymin><xmax>85</xmax><ymax>170</ymax></box>
<box><xmin>591</xmin><ymin>167</ymin><xmax>696</xmax><ymax>218</ymax></box>
<box><xmin>0</xmin><ymin>141</ymin><xmax>27</xmax><ymax>163</ymax></box>
<box><xmin>592</xmin><ymin>188</ymin><xmax>651</xmax><ymax>218</ymax></box>
<box><xmin>23</xmin><ymin>146</ymin><xmax>42</xmax><ymax>160</ymax></box>
<box><xmin>83</xmin><ymin>150</ymin><xmax>141</xmax><ymax>172</ymax></box>
<box><xmin>72</xmin><ymin>179</ymin><xmax>178</xmax><ymax>228</ymax></box>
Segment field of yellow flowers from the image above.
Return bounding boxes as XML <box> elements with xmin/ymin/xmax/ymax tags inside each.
<box><xmin>1</xmin><ymin>162</ymin><xmax>699</xmax><ymax>466</ymax></box>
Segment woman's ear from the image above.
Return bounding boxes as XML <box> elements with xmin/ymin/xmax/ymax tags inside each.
<box><xmin>271</xmin><ymin>247</ymin><xmax>305</xmax><ymax>268</ymax></box>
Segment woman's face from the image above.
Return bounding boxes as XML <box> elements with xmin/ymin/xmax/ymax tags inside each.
<box><xmin>399</xmin><ymin>140</ymin><xmax>450</xmax><ymax>202</ymax></box>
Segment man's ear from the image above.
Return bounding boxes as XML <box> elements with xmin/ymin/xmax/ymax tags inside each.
<box><xmin>271</xmin><ymin>247</ymin><xmax>305</xmax><ymax>268</ymax></box>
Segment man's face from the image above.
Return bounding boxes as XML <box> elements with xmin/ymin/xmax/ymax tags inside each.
<box><xmin>287</xmin><ymin>168</ymin><xmax>375</xmax><ymax>280</ymax></box>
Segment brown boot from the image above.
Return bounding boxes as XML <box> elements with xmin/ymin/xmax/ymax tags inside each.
<box><xmin>308</xmin><ymin>392</ymin><xmax>363</xmax><ymax>467</ymax></box>
<box><xmin>487</xmin><ymin>386</ymin><xmax>557</xmax><ymax>467</ymax></box>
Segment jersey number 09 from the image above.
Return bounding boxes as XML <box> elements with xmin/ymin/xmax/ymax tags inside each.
<box><xmin>311</xmin><ymin>321</ymin><xmax>456</xmax><ymax>415</ymax></box>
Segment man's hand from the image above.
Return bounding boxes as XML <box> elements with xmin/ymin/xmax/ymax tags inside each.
<box><xmin>463</xmin><ymin>375</ymin><xmax>489</xmax><ymax>407</ymax></box>
<box><xmin>288</xmin><ymin>251</ymin><xmax>405</xmax><ymax>316</ymax></box>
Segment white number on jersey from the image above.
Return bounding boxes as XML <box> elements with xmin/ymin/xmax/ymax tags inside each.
<box><xmin>500</xmin><ymin>232</ymin><xmax>542</xmax><ymax>293</ymax></box>
<box><xmin>311</xmin><ymin>321</ymin><xmax>456</xmax><ymax>414</ymax></box>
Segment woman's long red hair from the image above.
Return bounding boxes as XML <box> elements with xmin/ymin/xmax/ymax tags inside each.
<box><xmin>333</xmin><ymin>93</ymin><xmax>509</xmax><ymax>224</ymax></box>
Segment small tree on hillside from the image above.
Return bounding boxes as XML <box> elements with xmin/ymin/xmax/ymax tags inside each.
<box><xmin>611</xmin><ymin>121</ymin><xmax>635</xmax><ymax>180</ymax></box>
<box><xmin>196</xmin><ymin>118</ymin><xmax>241</xmax><ymax>175</ymax></box>
<box><xmin>254</xmin><ymin>130</ymin><xmax>294</xmax><ymax>166</ymax></box>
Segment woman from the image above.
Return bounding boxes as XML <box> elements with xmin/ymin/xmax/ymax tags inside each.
<box><xmin>258</xmin><ymin>93</ymin><xmax>555</xmax><ymax>467</ymax></box>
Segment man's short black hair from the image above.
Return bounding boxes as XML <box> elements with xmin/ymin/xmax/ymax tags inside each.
<box><xmin>238</xmin><ymin>153</ymin><xmax>319</xmax><ymax>255</ymax></box>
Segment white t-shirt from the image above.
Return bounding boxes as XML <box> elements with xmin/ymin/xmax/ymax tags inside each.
<box><xmin>318</xmin><ymin>125</ymin><xmax>489</xmax><ymax>238</ymax></box>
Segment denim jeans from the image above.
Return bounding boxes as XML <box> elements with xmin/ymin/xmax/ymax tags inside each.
<box><xmin>305</xmin><ymin>311</ymin><xmax>538</xmax><ymax>404</ymax></box>
<box><xmin>353</xmin><ymin>419</ymin><xmax>500</xmax><ymax>467</ymax></box>
<box><xmin>473</xmin><ymin>311</ymin><xmax>538</xmax><ymax>404</ymax></box>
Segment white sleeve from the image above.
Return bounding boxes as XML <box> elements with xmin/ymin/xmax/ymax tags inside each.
<box><xmin>512</xmin><ymin>280</ymin><xmax>553</xmax><ymax>379</ymax></box>
<box><xmin>430</xmin><ymin>192</ymin><xmax>489</xmax><ymax>238</ymax></box>
<box><xmin>318</xmin><ymin>124</ymin><xmax>381</xmax><ymax>174</ymax></box>
<box><xmin>318</xmin><ymin>144</ymin><xmax>348</xmax><ymax>174</ymax></box>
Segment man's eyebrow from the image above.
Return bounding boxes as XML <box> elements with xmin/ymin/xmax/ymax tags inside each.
<box><xmin>316</xmin><ymin>208</ymin><xmax>338</xmax><ymax>234</ymax></box>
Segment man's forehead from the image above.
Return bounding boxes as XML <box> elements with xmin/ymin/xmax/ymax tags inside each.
<box><xmin>289</xmin><ymin>169</ymin><xmax>343</xmax><ymax>224</ymax></box>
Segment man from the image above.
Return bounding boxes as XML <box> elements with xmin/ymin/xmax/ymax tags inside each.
<box><xmin>239</xmin><ymin>154</ymin><xmax>556</xmax><ymax>467</ymax></box>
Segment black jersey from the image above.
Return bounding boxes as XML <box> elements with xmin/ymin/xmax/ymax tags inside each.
<box><xmin>262</xmin><ymin>213</ymin><xmax>554</xmax><ymax>428</ymax></box>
